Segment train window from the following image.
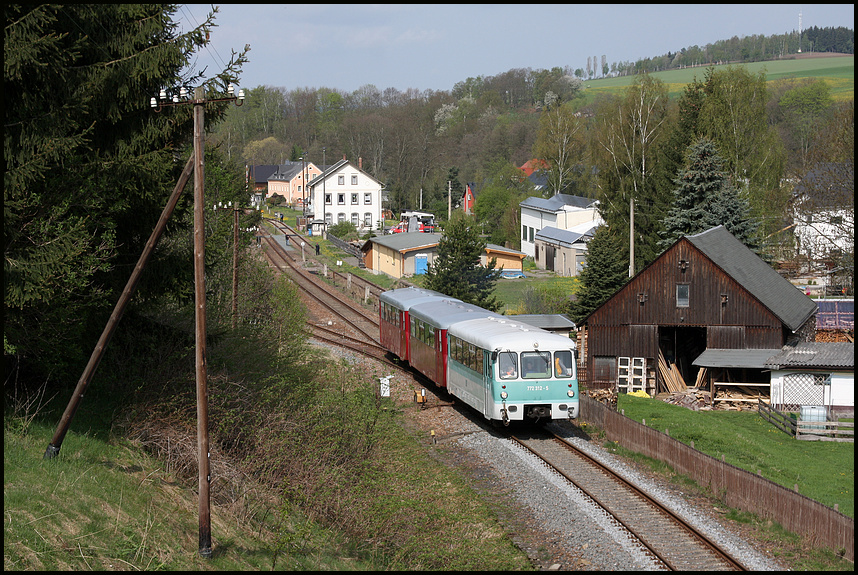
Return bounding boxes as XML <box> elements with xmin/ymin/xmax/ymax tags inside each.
<box><xmin>521</xmin><ymin>351</ymin><xmax>552</xmax><ymax>379</ymax></box>
<box><xmin>498</xmin><ymin>352</ymin><xmax>518</xmax><ymax>379</ymax></box>
<box><xmin>553</xmin><ymin>350</ymin><xmax>574</xmax><ymax>378</ymax></box>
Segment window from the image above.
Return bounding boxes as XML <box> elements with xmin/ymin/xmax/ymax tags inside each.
<box><xmin>676</xmin><ymin>284</ymin><xmax>689</xmax><ymax>307</ymax></box>
<box><xmin>521</xmin><ymin>351</ymin><xmax>552</xmax><ymax>379</ymax></box>
<box><xmin>351</xmin><ymin>213</ymin><xmax>359</xmax><ymax>226</ymax></box>
<box><xmin>325</xmin><ymin>193</ymin><xmax>332</xmax><ymax>205</ymax></box>
<box><xmin>499</xmin><ymin>352</ymin><xmax>518</xmax><ymax>379</ymax></box>
<box><xmin>522</xmin><ymin>225</ymin><xmax>527</xmax><ymax>241</ymax></box>
<box><xmin>325</xmin><ymin>214</ymin><xmax>332</xmax><ymax>225</ymax></box>
<box><xmin>351</xmin><ymin>193</ymin><xmax>359</xmax><ymax>205</ymax></box>
<box><xmin>529</xmin><ymin>227</ymin><xmax>534</xmax><ymax>243</ymax></box>
<box><xmin>364</xmin><ymin>212</ymin><xmax>372</xmax><ymax>226</ymax></box>
<box><xmin>364</xmin><ymin>193</ymin><xmax>372</xmax><ymax>205</ymax></box>
<box><xmin>338</xmin><ymin>213</ymin><xmax>346</xmax><ymax>223</ymax></box>
<box><xmin>554</xmin><ymin>350</ymin><xmax>574</xmax><ymax>378</ymax></box>
<box><xmin>337</xmin><ymin>193</ymin><xmax>345</xmax><ymax>205</ymax></box>
<box><xmin>338</xmin><ymin>175</ymin><xmax>345</xmax><ymax>185</ymax></box>
<box><xmin>351</xmin><ymin>174</ymin><xmax>358</xmax><ymax>185</ymax></box>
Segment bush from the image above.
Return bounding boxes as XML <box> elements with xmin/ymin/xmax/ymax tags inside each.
<box><xmin>328</xmin><ymin>221</ymin><xmax>358</xmax><ymax>240</ymax></box>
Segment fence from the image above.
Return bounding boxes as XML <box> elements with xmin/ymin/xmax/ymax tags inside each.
<box><xmin>796</xmin><ymin>420</ymin><xmax>855</xmax><ymax>442</ymax></box>
<box><xmin>580</xmin><ymin>395</ymin><xmax>854</xmax><ymax>562</ymax></box>
<box><xmin>757</xmin><ymin>399</ymin><xmax>796</xmax><ymax>437</ymax></box>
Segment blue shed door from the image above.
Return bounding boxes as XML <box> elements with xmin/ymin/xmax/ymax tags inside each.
<box><xmin>414</xmin><ymin>253</ymin><xmax>428</xmax><ymax>275</ymax></box>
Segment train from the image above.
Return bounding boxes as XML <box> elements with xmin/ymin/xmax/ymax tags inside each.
<box><xmin>379</xmin><ymin>287</ymin><xmax>579</xmax><ymax>425</ymax></box>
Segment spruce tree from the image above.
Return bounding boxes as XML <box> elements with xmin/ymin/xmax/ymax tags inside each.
<box><xmin>658</xmin><ymin>138</ymin><xmax>760</xmax><ymax>252</ymax></box>
<box><xmin>567</xmin><ymin>227</ymin><xmax>629</xmax><ymax>325</ymax></box>
<box><xmin>423</xmin><ymin>213</ymin><xmax>502</xmax><ymax>312</ymax></box>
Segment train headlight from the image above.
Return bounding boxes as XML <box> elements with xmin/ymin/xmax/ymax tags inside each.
<box><xmin>567</xmin><ymin>390</ymin><xmax>575</xmax><ymax>398</ymax></box>
<box><xmin>500</xmin><ymin>391</ymin><xmax>508</xmax><ymax>400</ymax></box>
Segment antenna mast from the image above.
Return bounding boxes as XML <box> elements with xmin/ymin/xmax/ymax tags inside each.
<box><xmin>798</xmin><ymin>10</ymin><xmax>802</xmax><ymax>53</ymax></box>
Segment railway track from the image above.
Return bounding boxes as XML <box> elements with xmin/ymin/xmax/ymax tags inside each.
<box><xmin>260</xmin><ymin>230</ymin><xmax>380</xmax><ymax>343</ymax></box>
<box><xmin>508</xmin><ymin>428</ymin><xmax>747</xmax><ymax>571</ymax></box>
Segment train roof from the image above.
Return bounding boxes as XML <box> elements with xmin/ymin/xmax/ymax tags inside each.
<box><xmin>379</xmin><ymin>287</ymin><xmax>447</xmax><ymax>310</ymax></box>
<box><xmin>448</xmin><ymin>316</ymin><xmax>576</xmax><ymax>351</ymax></box>
<box><xmin>409</xmin><ymin>298</ymin><xmax>499</xmax><ymax>329</ymax></box>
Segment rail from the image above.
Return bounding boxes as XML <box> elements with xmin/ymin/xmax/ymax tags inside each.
<box><xmin>757</xmin><ymin>399</ymin><xmax>796</xmax><ymax>437</ymax></box>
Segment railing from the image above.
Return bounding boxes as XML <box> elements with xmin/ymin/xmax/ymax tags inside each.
<box><xmin>796</xmin><ymin>419</ymin><xmax>855</xmax><ymax>442</ymax></box>
<box><xmin>757</xmin><ymin>399</ymin><xmax>796</xmax><ymax>437</ymax></box>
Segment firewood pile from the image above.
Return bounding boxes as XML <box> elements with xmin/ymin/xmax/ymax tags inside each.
<box><xmin>588</xmin><ymin>388</ymin><xmax>617</xmax><ymax>410</ymax></box>
<box><xmin>662</xmin><ymin>388</ymin><xmax>712</xmax><ymax>411</ymax></box>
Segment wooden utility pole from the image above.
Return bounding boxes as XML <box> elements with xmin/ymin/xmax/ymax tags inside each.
<box><xmin>43</xmin><ymin>156</ymin><xmax>195</xmax><ymax>460</ymax></box>
<box><xmin>448</xmin><ymin>181</ymin><xmax>452</xmax><ymax>220</ymax></box>
<box><xmin>192</xmin><ymin>86</ymin><xmax>212</xmax><ymax>559</ymax></box>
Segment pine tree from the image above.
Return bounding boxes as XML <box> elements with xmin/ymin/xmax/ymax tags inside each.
<box><xmin>658</xmin><ymin>138</ymin><xmax>759</xmax><ymax>252</ymax></box>
<box><xmin>4</xmin><ymin>5</ymin><xmax>247</xmax><ymax>382</ymax></box>
<box><xmin>567</xmin><ymin>227</ymin><xmax>629</xmax><ymax>325</ymax></box>
<box><xmin>423</xmin><ymin>213</ymin><xmax>502</xmax><ymax>311</ymax></box>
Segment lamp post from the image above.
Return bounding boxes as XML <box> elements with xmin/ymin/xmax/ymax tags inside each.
<box><xmin>151</xmin><ymin>84</ymin><xmax>243</xmax><ymax>559</ymax></box>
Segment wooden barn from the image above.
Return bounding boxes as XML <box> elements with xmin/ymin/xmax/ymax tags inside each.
<box><xmin>577</xmin><ymin>226</ymin><xmax>819</xmax><ymax>397</ymax></box>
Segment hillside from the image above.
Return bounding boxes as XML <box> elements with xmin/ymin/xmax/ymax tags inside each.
<box><xmin>579</xmin><ymin>54</ymin><xmax>854</xmax><ymax>101</ymax></box>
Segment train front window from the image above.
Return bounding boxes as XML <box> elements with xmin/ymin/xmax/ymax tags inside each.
<box><xmin>498</xmin><ymin>352</ymin><xmax>518</xmax><ymax>379</ymax></box>
<box><xmin>521</xmin><ymin>351</ymin><xmax>552</xmax><ymax>379</ymax></box>
<box><xmin>553</xmin><ymin>350</ymin><xmax>574</xmax><ymax>378</ymax></box>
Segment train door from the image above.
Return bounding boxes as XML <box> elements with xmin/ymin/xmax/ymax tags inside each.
<box><xmin>399</xmin><ymin>310</ymin><xmax>408</xmax><ymax>361</ymax></box>
<box><xmin>483</xmin><ymin>350</ymin><xmax>492</xmax><ymax>419</ymax></box>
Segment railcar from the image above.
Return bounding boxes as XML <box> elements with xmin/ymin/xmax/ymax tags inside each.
<box><xmin>378</xmin><ymin>287</ymin><xmax>446</xmax><ymax>363</ymax></box>
<box><xmin>407</xmin><ymin>298</ymin><xmax>498</xmax><ymax>388</ymax></box>
<box><xmin>446</xmin><ymin>316</ymin><xmax>579</xmax><ymax>424</ymax></box>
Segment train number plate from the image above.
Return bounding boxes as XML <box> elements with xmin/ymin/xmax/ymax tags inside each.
<box><xmin>526</xmin><ymin>385</ymin><xmax>546</xmax><ymax>391</ymax></box>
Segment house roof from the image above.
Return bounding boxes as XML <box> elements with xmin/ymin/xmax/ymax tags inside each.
<box><xmin>362</xmin><ymin>232</ymin><xmax>441</xmax><ymax>253</ymax></box>
<box><xmin>535</xmin><ymin>225</ymin><xmax>596</xmax><ymax>248</ymax></box>
<box><xmin>308</xmin><ymin>159</ymin><xmax>383</xmax><ymax>188</ymax></box>
<box><xmin>693</xmin><ymin>348</ymin><xmax>783</xmax><ymax>369</ymax></box>
<box><xmin>268</xmin><ymin>162</ymin><xmax>305</xmax><ymax>181</ymax></box>
<box><xmin>685</xmin><ymin>226</ymin><xmax>818</xmax><ymax>333</ymax></box>
<box><xmin>485</xmin><ymin>243</ymin><xmax>526</xmax><ymax>258</ymax></box>
<box><xmin>520</xmin><ymin>193</ymin><xmax>597</xmax><ymax>213</ymax></box>
<box><xmin>248</xmin><ymin>165</ymin><xmax>280</xmax><ymax>183</ymax></box>
<box><xmin>793</xmin><ymin>162</ymin><xmax>853</xmax><ymax>208</ymax></box>
<box><xmin>764</xmin><ymin>342</ymin><xmax>854</xmax><ymax>370</ymax></box>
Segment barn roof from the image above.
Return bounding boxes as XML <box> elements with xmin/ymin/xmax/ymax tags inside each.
<box><xmin>764</xmin><ymin>342</ymin><xmax>854</xmax><ymax>370</ymax></box>
<box><xmin>685</xmin><ymin>226</ymin><xmax>817</xmax><ymax>333</ymax></box>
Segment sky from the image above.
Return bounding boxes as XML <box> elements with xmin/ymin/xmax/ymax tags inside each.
<box><xmin>177</xmin><ymin>4</ymin><xmax>854</xmax><ymax>94</ymax></box>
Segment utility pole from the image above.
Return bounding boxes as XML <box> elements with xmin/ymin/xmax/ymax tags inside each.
<box><xmin>45</xmin><ymin>82</ymin><xmax>244</xmax><ymax>560</ymax></box>
<box><xmin>322</xmin><ymin>146</ymin><xmax>326</xmax><ymax>237</ymax></box>
<box><xmin>448</xmin><ymin>181</ymin><xmax>452</xmax><ymax>221</ymax></box>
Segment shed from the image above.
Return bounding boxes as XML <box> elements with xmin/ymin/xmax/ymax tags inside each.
<box><xmin>577</xmin><ymin>226</ymin><xmax>818</xmax><ymax>398</ymax></box>
<box><xmin>361</xmin><ymin>233</ymin><xmax>441</xmax><ymax>278</ymax></box>
<box><xmin>534</xmin><ymin>222</ymin><xmax>598</xmax><ymax>277</ymax></box>
<box><xmin>765</xmin><ymin>342</ymin><xmax>854</xmax><ymax>418</ymax></box>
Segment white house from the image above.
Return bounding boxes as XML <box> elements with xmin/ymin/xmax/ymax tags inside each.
<box><xmin>520</xmin><ymin>193</ymin><xmax>601</xmax><ymax>260</ymax></box>
<box><xmin>306</xmin><ymin>159</ymin><xmax>384</xmax><ymax>234</ymax></box>
<box><xmin>791</xmin><ymin>163</ymin><xmax>854</xmax><ymax>270</ymax></box>
<box><xmin>766</xmin><ymin>342</ymin><xmax>854</xmax><ymax>418</ymax></box>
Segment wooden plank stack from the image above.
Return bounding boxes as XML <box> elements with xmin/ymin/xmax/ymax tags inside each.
<box><xmin>658</xmin><ymin>349</ymin><xmax>687</xmax><ymax>393</ymax></box>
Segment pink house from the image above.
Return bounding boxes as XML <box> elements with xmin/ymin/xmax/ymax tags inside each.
<box><xmin>267</xmin><ymin>161</ymin><xmax>323</xmax><ymax>206</ymax></box>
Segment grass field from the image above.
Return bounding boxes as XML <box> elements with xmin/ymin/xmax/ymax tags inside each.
<box><xmin>579</xmin><ymin>55</ymin><xmax>854</xmax><ymax>101</ymax></box>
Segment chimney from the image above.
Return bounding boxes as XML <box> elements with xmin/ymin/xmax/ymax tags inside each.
<box><xmin>359</xmin><ymin>157</ymin><xmax>362</xmax><ymax>170</ymax></box>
